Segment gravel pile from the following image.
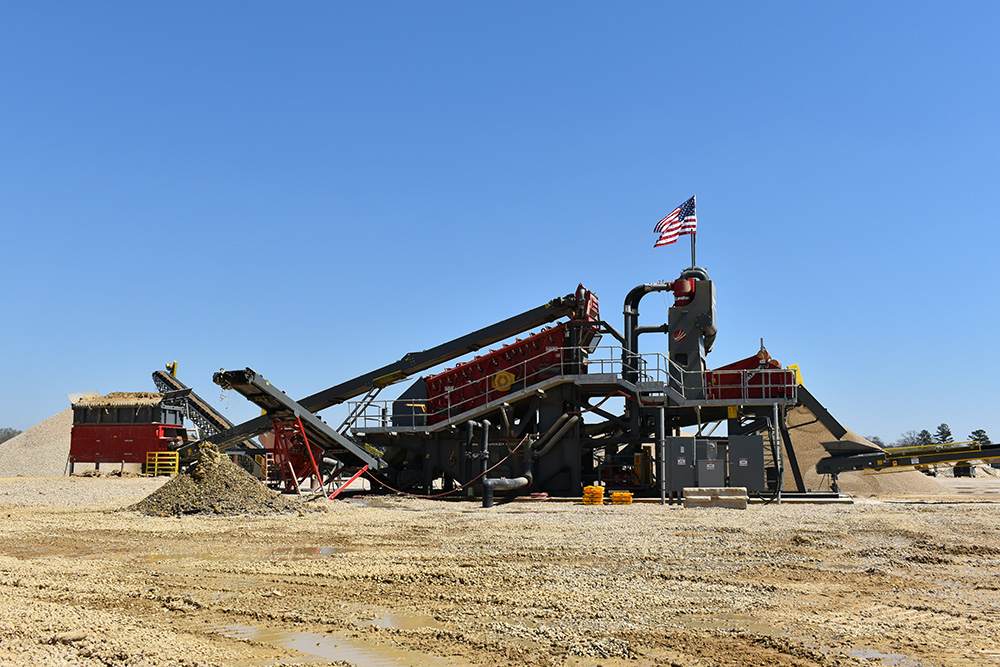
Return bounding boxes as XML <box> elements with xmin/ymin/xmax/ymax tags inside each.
<box><xmin>784</xmin><ymin>403</ymin><xmax>947</xmax><ymax>495</ymax></box>
<box><xmin>129</xmin><ymin>446</ymin><xmax>304</xmax><ymax>516</ymax></box>
<box><xmin>0</xmin><ymin>409</ymin><xmax>72</xmax><ymax>477</ymax></box>
<box><xmin>72</xmin><ymin>391</ymin><xmax>162</xmax><ymax>406</ymax></box>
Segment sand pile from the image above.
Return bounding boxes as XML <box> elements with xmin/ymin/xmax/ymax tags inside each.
<box><xmin>783</xmin><ymin>404</ymin><xmax>947</xmax><ymax>495</ymax></box>
<box><xmin>0</xmin><ymin>409</ymin><xmax>73</xmax><ymax>477</ymax></box>
<box><xmin>129</xmin><ymin>447</ymin><xmax>304</xmax><ymax>516</ymax></box>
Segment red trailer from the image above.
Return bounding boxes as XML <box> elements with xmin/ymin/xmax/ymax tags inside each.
<box><xmin>69</xmin><ymin>392</ymin><xmax>185</xmax><ymax>473</ymax></box>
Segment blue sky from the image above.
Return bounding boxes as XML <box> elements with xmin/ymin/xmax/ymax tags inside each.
<box><xmin>2</xmin><ymin>2</ymin><xmax>998</xmax><ymax>445</ymax></box>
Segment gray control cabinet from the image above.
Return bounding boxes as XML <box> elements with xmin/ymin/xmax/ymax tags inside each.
<box><xmin>694</xmin><ymin>440</ymin><xmax>725</xmax><ymax>487</ymax></box>
<box><xmin>698</xmin><ymin>459</ymin><xmax>725</xmax><ymax>487</ymax></box>
<box><xmin>727</xmin><ymin>435</ymin><xmax>766</xmax><ymax>492</ymax></box>
<box><xmin>667</xmin><ymin>437</ymin><xmax>695</xmax><ymax>492</ymax></box>
<box><xmin>662</xmin><ymin>436</ymin><xmax>765</xmax><ymax>493</ymax></box>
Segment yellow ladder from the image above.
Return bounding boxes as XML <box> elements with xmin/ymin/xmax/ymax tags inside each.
<box><xmin>145</xmin><ymin>451</ymin><xmax>179</xmax><ymax>477</ymax></box>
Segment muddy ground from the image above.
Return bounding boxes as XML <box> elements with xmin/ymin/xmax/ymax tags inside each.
<box><xmin>1</xmin><ymin>477</ymin><xmax>998</xmax><ymax>667</ymax></box>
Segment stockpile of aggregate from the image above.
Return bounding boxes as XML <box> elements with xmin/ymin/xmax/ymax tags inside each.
<box><xmin>129</xmin><ymin>446</ymin><xmax>304</xmax><ymax>516</ymax></box>
<box><xmin>72</xmin><ymin>391</ymin><xmax>163</xmax><ymax>406</ymax></box>
<box><xmin>0</xmin><ymin>409</ymin><xmax>73</xmax><ymax>477</ymax></box>
<box><xmin>783</xmin><ymin>403</ymin><xmax>948</xmax><ymax>495</ymax></box>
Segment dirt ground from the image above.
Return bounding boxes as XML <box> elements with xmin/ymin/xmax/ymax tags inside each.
<box><xmin>1</xmin><ymin>477</ymin><xmax>999</xmax><ymax>667</ymax></box>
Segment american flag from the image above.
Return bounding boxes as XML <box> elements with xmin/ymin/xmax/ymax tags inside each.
<box><xmin>653</xmin><ymin>195</ymin><xmax>697</xmax><ymax>247</ymax></box>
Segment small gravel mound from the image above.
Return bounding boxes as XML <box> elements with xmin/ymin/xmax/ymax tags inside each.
<box><xmin>0</xmin><ymin>409</ymin><xmax>73</xmax><ymax>477</ymax></box>
<box><xmin>129</xmin><ymin>446</ymin><xmax>303</xmax><ymax>516</ymax></box>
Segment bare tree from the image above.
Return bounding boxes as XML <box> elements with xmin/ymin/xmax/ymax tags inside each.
<box><xmin>893</xmin><ymin>430</ymin><xmax>922</xmax><ymax>447</ymax></box>
<box><xmin>0</xmin><ymin>427</ymin><xmax>22</xmax><ymax>445</ymax></box>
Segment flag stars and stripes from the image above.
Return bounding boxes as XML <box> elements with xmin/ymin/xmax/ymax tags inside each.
<box><xmin>654</xmin><ymin>195</ymin><xmax>697</xmax><ymax>247</ymax></box>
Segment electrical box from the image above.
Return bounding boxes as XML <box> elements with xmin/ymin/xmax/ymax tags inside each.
<box><xmin>727</xmin><ymin>435</ymin><xmax>766</xmax><ymax>492</ymax></box>
<box><xmin>698</xmin><ymin>459</ymin><xmax>725</xmax><ymax>487</ymax></box>
<box><xmin>667</xmin><ymin>438</ymin><xmax>695</xmax><ymax>492</ymax></box>
<box><xmin>692</xmin><ymin>439</ymin><xmax>725</xmax><ymax>487</ymax></box>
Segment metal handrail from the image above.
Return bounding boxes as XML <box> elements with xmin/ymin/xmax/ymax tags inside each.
<box><xmin>347</xmin><ymin>345</ymin><xmax>799</xmax><ymax>429</ymax></box>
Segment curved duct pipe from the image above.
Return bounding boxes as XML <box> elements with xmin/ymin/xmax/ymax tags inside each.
<box><xmin>531</xmin><ymin>415</ymin><xmax>580</xmax><ymax>461</ymax></box>
<box><xmin>482</xmin><ymin>414</ymin><xmax>581</xmax><ymax>507</ymax></box>
<box><xmin>679</xmin><ymin>266</ymin><xmax>710</xmax><ymax>282</ymax></box>
<box><xmin>622</xmin><ymin>283</ymin><xmax>673</xmax><ymax>384</ymax></box>
<box><xmin>480</xmin><ymin>419</ymin><xmax>528</xmax><ymax>508</ymax></box>
<box><xmin>466</xmin><ymin>419</ymin><xmax>479</xmax><ymax>463</ymax></box>
<box><xmin>482</xmin><ymin>466</ymin><xmax>532</xmax><ymax>508</ymax></box>
<box><xmin>634</xmin><ymin>324</ymin><xmax>669</xmax><ymax>367</ymax></box>
<box><xmin>482</xmin><ymin>415</ymin><xmax>532</xmax><ymax>508</ymax></box>
<box><xmin>529</xmin><ymin>414</ymin><xmax>571</xmax><ymax>456</ymax></box>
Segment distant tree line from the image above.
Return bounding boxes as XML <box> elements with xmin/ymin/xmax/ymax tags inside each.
<box><xmin>867</xmin><ymin>424</ymin><xmax>991</xmax><ymax>449</ymax></box>
<box><xmin>867</xmin><ymin>424</ymin><xmax>994</xmax><ymax>476</ymax></box>
<box><xmin>866</xmin><ymin>425</ymin><xmax>995</xmax><ymax>477</ymax></box>
<box><xmin>0</xmin><ymin>427</ymin><xmax>22</xmax><ymax>445</ymax></box>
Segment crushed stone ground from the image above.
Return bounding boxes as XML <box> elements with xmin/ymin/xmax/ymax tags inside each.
<box><xmin>0</xmin><ymin>477</ymin><xmax>998</xmax><ymax>667</ymax></box>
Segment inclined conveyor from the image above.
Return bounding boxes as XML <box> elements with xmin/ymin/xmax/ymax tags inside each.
<box><xmin>213</xmin><ymin>368</ymin><xmax>386</xmax><ymax>470</ymax></box>
<box><xmin>152</xmin><ymin>370</ymin><xmax>237</xmax><ymax>438</ymax></box>
<box><xmin>206</xmin><ymin>289</ymin><xmax>587</xmax><ymax>448</ymax></box>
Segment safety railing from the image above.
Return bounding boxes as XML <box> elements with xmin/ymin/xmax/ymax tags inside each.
<box><xmin>144</xmin><ymin>451</ymin><xmax>180</xmax><ymax>476</ymax></box>
<box><xmin>625</xmin><ymin>348</ymin><xmax>797</xmax><ymax>403</ymax></box>
<box><xmin>347</xmin><ymin>345</ymin><xmax>798</xmax><ymax>430</ymax></box>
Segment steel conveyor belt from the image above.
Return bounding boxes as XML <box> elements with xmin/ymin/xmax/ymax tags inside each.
<box><xmin>214</xmin><ymin>368</ymin><xmax>385</xmax><ymax>470</ymax></box>
<box><xmin>207</xmin><ymin>290</ymin><xmax>584</xmax><ymax>447</ymax></box>
<box><xmin>152</xmin><ymin>370</ymin><xmax>235</xmax><ymax>436</ymax></box>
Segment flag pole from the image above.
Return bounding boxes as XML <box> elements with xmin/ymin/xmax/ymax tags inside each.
<box><xmin>689</xmin><ymin>194</ymin><xmax>697</xmax><ymax>267</ymax></box>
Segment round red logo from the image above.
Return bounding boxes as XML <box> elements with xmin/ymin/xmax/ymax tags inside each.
<box><xmin>673</xmin><ymin>329</ymin><xmax>687</xmax><ymax>342</ymax></box>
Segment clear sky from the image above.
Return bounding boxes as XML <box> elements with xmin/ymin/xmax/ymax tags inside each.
<box><xmin>2</xmin><ymin>2</ymin><xmax>998</xmax><ymax>445</ymax></box>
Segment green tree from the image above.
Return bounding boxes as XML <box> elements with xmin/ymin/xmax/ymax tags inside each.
<box><xmin>934</xmin><ymin>423</ymin><xmax>953</xmax><ymax>444</ymax></box>
<box><xmin>0</xmin><ymin>427</ymin><xmax>22</xmax><ymax>445</ymax></box>
<box><xmin>917</xmin><ymin>430</ymin><xmax>934</xmax><ymax>446</ymax></box>
<box><xmin>969</xmin><ymin>429</ymin><xmax>991</xmax><ymax>445</ymax></box>
<box><xmin>868</xmin><ymin>435</ymin><xmax>886</xmax><ymax>447</ymax></box>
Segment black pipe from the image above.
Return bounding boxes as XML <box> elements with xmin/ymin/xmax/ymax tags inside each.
<box><xmin>466</xmin><ymin>419</ymin><xmax>478</xmax><ymax>457</ymax></box>
<box><xmin>483</xmin><ymin>417</ymin><xmax>536</xmax><ymax>508</ymax></box>
<box><xmin>634</xmin><ymin>323</ymin><xmax>669</xmax><ymax>361</ymax></box>
<box><xmin>679</xmin><ymin>266</ymin><xmax>710</xmax><ymax>282</ymax></box>
<box><xmin>482</xmin><ymin>414</ymin><xmax>581</xmax><ymax>507</ymax></box>
<box><xmin>531</xmin><ymin>415</ymin><xmax>580</xmax><ymax>460</ymax></box>
<box><xmin>481</xmin><ymin>419</ymin><xmax>490</xmax><ymax>480</ymax></box>
<box><xmin>529</xmin><ymin>414</ymin><xmax>571</xmax><ymax>456</ymax></box>
<box><xmin>622</xmin><ymin>283</ymin><xmax>673</xmax><ymax>384</ymax></box>
<box><xmin>482</xmin><ymin>467</ymin><xmax>532</xmax><ymax>508</ymax></box>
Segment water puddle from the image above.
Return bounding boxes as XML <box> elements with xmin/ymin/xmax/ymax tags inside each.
<box><xmin>215</xmin><ymin>623</ymin><xmax>454</xmax><ymax>667</ymax></box>
<box><xmin>369</xmin><ymin>612</ymin><xmax>446</xmax><ymax>631</ymax></box>
<box><xmin>140</xmin><ymin>545</ymin><xmax>345</xmax><ymax>564</ymax></box>
<box><xmin>267</xmin><ymin>546</ymin><xmax>342</xmax><ymax>560</ymax></box>
<box><xmin>844</xmin><ymin>648</ymin><xmax>918</xmax><ymax>666</ymax></box>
